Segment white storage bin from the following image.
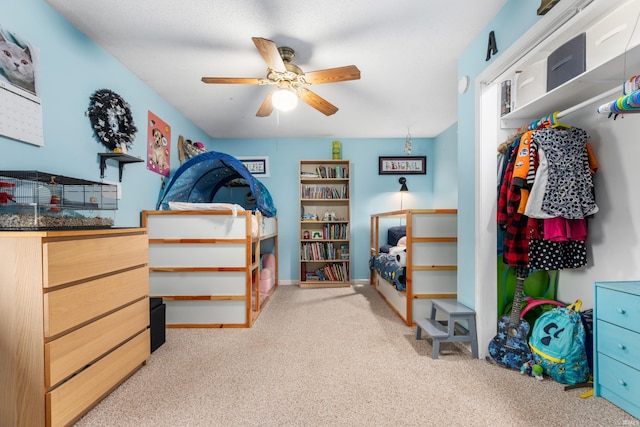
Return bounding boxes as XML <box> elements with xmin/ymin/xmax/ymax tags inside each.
<box><xmin>586</xmin><ymin>0</ymin><xmax>640</xmax><ymax>70</ymax></box>
<box><xmin>515</xmin><ymin>58</ymin><xmax>547</xmax><ymax>108</ymax></box>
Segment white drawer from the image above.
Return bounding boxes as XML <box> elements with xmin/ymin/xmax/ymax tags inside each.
<box><xmin>145</xmin><ymin>213</ymin><xmax>249</xmax><ymax>239</ymax></box>
<box><xmin>596</xmin><ymin>287</ymin><xmax>640</xmax><ymax>333</ymax></box>
<box><xmin>586</xmin><ymin>0</ymin><xmax>640</xmax><ymax>70</ymax></box>
<box><xmin>164</xmin><ymin>299</ymin><xmax>247</xmax><ymax>326</ymax></box>
<box><xmin>412</xmin><ymin>242</ymin><xmax>457</xmax><ymax>266</ymax></box>
<box><xmin>148</xmin><ymin>243</ymin><xmax>246</xmax><ymax>268</ymax></box>
<box><xmin>515</xmin><ymin>59</ymin><xmax>547</xmax><ymax>108</ymax></box>
<box><xmin>597</xmin><ymin>320</ymin><xmax>640</xmax><ymax>371</ymax></box>
<box><xmin>412</xmin><ymin>269</ymin><xmax>457</xmax><ymax>295</ymax></box>
<box><xmin>150</xmin><ymin>271</ymin><xmax>247</xmax><ymax>296</ymax></box>
<box><xmin>412</xmin><ymin>214</ymin><xmax>457</xmax><ymax>237</ymax></box>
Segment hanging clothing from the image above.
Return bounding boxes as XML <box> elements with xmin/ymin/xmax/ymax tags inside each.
<box><xmin>497</xmin><ymin>123</ymin><xmax>598</xmax><ymax>271</ymax></box>
<box><xmin>524</xmin><ymin>145</ymin><xmax>554</xmax><ymax>219</ymax></box>
<box><xmin>532</xmin><ymin>127</ymin><xmax>598</xmax><ymax>219</ymax></box>
<box><xmin>498</xmin><ymin>144</ymin><xmax>530</xmax><ymax>267</ymax></box>
<box><xmin>527</xmin><ymin>218</ymin><xmax>587</xmax><ymax>270</ymax></box>
<box><xmin>509</xmin><ymin>130</ymin><xmax>536</xmax><ymax>214</ymax></box>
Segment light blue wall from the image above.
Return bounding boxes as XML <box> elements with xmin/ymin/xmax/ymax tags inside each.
<box><xmin>211</xmin><ymin>137</ymin><xmax>437</xmax><ymax>281</ymax></box>
<box><xmin>456</xmin><ymin>0</ymin><xmax>541</xmax><ymax>307</ymax></box>
<box><xmin>2</xmin><ymin>0</ymin><xmax>458</xmax><ymax>282</ymax></box>
<box><xmin>434</xmin><ymin>122</ymin><xmax>457</xmax><ymax>207</ymax></box>
<box><xmin>2</xmin><ymin>0</ymin><xmax>212</xmax><ymax>226</ymax></box>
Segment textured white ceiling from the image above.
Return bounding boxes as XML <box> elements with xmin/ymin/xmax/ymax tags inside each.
<box><xmin>45</xmin><ymin>0</ymin><xmax>508</xmax><ymax>139</ymax></box>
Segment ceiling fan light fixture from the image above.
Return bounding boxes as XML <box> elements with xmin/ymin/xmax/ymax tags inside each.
<box><xmin>272</xmin><ymin>88</ymin><xmax>298</xmax><ymax>112</ymax></box>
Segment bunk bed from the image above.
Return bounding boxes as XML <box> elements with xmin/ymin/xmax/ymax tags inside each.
<box><xmin>142</xmin><ymin>208</ymin><xmax>277</xmax><ymax>327</ymax></box>
<box><xmin>142</xmin><ymin>151</ymin><xmax>278</xmax><ymax>327</ymax></box>
<box><xmin>370</xmin><ymin>209</ymin><xmax>457</xmax><ymax>326</ymax></box>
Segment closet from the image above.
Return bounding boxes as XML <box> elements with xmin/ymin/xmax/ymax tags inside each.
<box><xmin>475</xmin><ymin>0</ymin><xmax>640</xmax><ymax>417</ymax></box>
<box><xmin>474</xmin><ymin>0</ymin><xmax>640</xmax><ymax>357</ymax></box>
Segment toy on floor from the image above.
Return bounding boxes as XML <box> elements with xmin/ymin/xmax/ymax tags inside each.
<box><xmin>521</xmin><ymin>360</ymin><xmax>544</xmax><ymax>381</ymax></box>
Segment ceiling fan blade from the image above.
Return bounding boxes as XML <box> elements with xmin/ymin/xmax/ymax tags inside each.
<box><xmin>303</xmin><ymin>65</ymin><xmax>361</xmax><ymax>85</ymax></box>
<box><xmin>252</xmin><ymin>37</ymin><xmax>286</xmax><ymax>73</ymax></box>
<box><xmin>256</xmin><ymin>91</ymin><xmax>274</xmax><ymax>117</ymax></box>
<box><xmin>298</xmin><ymin>88</ymin><xmax>338</xmax><ymax>116</ymax></box>
<box><xmin>201</xmin><ymin>77</ymin><xmax>263</xmax><ymax>84</ymax></box>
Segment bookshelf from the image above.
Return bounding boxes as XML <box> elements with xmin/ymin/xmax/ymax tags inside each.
<box><xmin>299</xmin><ymin>160</ymin><xmax>350</xmax><ymax>288</ymax></box>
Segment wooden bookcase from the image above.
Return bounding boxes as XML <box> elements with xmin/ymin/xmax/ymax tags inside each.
<box><xmin>299</xmin><ymin>160</ymin><xmax>350</xmax><ymax>288</ymax></box>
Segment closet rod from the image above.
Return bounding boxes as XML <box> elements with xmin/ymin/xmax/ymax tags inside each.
<box><xmin>556</xmin><ymin>86</ymin><xmax>621</xmax><ymax>118</ymax></box>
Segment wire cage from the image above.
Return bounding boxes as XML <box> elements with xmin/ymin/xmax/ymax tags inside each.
<box><xmin>0</xmin><ymin>170</ymin><xmax>117</xmax><ymax>230</ymax></box>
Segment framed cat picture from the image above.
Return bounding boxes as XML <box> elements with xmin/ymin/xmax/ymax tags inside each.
<box><xmin>0</xmin><ymin>25</ymin><xmax>38</xmax><ymax>96</ymax></box>
<box><xmin>0</xmin><ymin>24</ymin><xmax>43</xmax><ymax>146</ymax></box>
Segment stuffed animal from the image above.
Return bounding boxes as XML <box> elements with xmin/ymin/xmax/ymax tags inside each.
<box><xmin>393</xmin><ymin>249</ymin><xmax>407</xmax><ymax>267</ymax></box>
<box><xmin>521</xmin><ymin>360</ymin><xmax>544</xmax><ymax>381</ymax></box>
<box><xmin>389</xmin><ymin>235</ymin><xmax>407</xmax><ymax>267</ymax></box>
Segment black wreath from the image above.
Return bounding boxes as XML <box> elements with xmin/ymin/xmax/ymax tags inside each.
<box><xmin>87</xmin><ymin>89</ymin><xmax>137</xmax><ymax>151</ymax></box>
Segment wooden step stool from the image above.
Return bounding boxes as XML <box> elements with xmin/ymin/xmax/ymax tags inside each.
<box><xmin>415</xmin><ymin>298</ymin><xmax>478</xmax><ymax>359</ymax></box>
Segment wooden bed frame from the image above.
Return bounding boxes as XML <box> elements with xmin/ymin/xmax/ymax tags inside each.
<box><xmin>141</xmin><ymin>209</ymin><xmax>278</xmax><ymax>327</ymax></box>
<box><xmin>370</xmin><ymin>209</ymin><xmax>457</xmax><ymax>326</ymax></box>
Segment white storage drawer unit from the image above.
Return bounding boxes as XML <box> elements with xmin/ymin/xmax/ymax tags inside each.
<box><xmin>586</xmin><ymin>0</ymin><xmax>640</xmax><ymax>70</ymax></box>
<box><xmin>594</xmin><ymin>281</ymin><xmax>640</xmax><ymax>419</ymax></box>
<box><xmin>515</xmin><ymin>58</ymin><xmax>547</xmax><ymax>108</ymax></box>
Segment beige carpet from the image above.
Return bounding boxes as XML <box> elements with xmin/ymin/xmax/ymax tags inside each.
<box><xmin>75</xmin><ymin>284</ymin><xmax>635</xmax><ymax>427</ymax></box>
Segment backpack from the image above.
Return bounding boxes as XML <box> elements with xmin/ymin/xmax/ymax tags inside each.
<box><xmin>528</xmin><ymin>300</ymin><xmax>590</xmax><ymax>385</ymax></box>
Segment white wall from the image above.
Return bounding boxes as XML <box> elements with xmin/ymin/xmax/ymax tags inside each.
<box><xmin>545</xmin><ymin>98</ymin><xmax>640</xmax><ymax>307</ymax></box>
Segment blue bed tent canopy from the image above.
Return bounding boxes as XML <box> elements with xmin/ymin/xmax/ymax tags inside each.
<box><xmin>156</xmin><ymin>151</ymin><xmax>277</xmax><ymax>217</ymax></box>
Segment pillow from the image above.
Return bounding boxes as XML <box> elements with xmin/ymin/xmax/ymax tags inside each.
<box><xmin>387</xmin><ymin>226</ymin><xmax>406</xmax><ymax>246</ymax></box>
<box><xmin>168</xmin><ymin>202</ymin><xmax>245</xmax><ymax>215</ymax></box>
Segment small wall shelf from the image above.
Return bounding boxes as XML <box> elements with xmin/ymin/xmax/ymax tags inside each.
<box><xmin>98</xmin><ymin>153</ymin><xmax>144</xmax><ymax>181</ymax></box>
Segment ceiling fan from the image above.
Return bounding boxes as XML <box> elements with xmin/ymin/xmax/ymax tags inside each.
<box><xmin>201</xmin><ymin>37</ymin><xmax>361</xmax><ymax>117</ymax></box>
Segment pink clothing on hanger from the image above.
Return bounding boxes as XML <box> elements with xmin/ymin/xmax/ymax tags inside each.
<box><xmin>544</xmin><ymin>217</ymin><xmax>587</xmax><ymax>242</ymax></box>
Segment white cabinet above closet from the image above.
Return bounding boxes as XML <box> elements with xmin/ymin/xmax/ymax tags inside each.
<box><xmin>499</xmin><ymin>0</ymin><xmax>640</xmax><ymax>128</ymax></box>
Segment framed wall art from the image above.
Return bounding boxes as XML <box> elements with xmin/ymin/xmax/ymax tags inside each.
<box><xmin>378</xmin><ymin>156</ymin><xmax>426</xmax><ymax>175</ymax></box>
<box><xmin>237</xmin><ymin>156</ymin><xmax>270</xmax><ymax>177</ymax></box>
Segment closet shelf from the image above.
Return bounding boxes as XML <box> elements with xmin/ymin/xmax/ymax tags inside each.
<box><xmin>500</xmin><ymin>43</ymin><xmax>640</xmax><ymax>128</ymax></box>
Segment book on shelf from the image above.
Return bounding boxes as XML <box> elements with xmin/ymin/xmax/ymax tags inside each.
<box><xmin>312</xmin><ymin>165</ymin><xmax>349</xmax><ymax>179</ymax></box>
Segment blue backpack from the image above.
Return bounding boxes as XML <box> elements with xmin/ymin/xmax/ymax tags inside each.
<box><xmin>528</xmin><ymin>300</ymin><xmax>590</xmax><ymax>385</ymax></box>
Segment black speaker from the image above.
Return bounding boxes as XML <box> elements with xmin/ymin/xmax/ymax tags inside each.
<box><xmin>149</xmin><ymin>297</ymin><xmax>166</xmax><ymax>353</ymax></box>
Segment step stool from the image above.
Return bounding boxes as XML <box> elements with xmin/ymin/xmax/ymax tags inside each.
<box><xmin>415</xmin><ymin>298</ymin><xmax>478</xmax><ymax>359</ymax></box>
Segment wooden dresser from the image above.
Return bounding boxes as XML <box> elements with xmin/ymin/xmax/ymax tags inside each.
<box><xmin>0</xmin><ymin>228</ymin><xmax>150</xmax><ymax>427</ymax></box>
<box><xmin>594</xmin><ymin>281</ymin><xmax>640</xmax><ymax>419</ymax></box>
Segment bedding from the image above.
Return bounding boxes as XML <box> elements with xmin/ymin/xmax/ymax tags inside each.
<box><xmin>167</xmin><ymin>201</ymin><xmax>260</xmax><ymax>237</ymax></box>
<box><xmin>370</xmin><ymin>253</ymin><xmax>406</xmax><ymax>291</ymax></box>
<box><xmin>371</xmin><ymin>224</ymin><xmax>407</xmax><ymax>290</ymax></box>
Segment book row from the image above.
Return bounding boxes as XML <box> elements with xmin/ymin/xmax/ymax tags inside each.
<box><xmin>301</xmin><ymin>185</ymin><xmax>348</xmax><ymax>199</ymax></box>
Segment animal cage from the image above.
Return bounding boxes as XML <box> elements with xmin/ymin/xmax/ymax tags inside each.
<box><xmin>0</xmin><ymin>170</ymin><xmax>117</xmax><ymax>230</ymax></box>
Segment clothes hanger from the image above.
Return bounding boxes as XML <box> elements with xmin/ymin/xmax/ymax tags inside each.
<box><xmin>550</xmin><ymin>111</ymin><xmax>572</xmax><ymax>129</ymax></box>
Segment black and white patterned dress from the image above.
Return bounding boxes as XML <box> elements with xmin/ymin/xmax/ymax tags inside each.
<box><xmin>532</xmin><ymin>127</ymin><xmax>598</xmax><ymax>219</ymax></box>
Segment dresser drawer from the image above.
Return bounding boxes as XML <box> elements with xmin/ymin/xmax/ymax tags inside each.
<box><xmin>596</xmin><ymin>353</ymin><xmax>640</xmax><ymax>419</ymax></box>
<box><xmin>44</xmin><ymin>233</ymin><xmax>148</xmax><ymax>288</ymax></box>
<box><xmin>596</xmin><ymin>287</ymin><xmax>640</xmax><ymax>333</ymax></box>
<box><xmin>44</xmin><ymin>266</ymin><xmax>148</xmax><ymax>337</ymax></box>
<box><xmin>46</xmin><ymin>329</ymin><xmax>149</xmax><ymax>427</ymax></box>
<box><xmin>596</xmin><ymin>320</ymin><xmax>640</xmax><ymax>371</ymax></box>
<box><xmin>45</xmin><ymin>298</ymin><xmax>149</xmax><ymax>389</ymax></box>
